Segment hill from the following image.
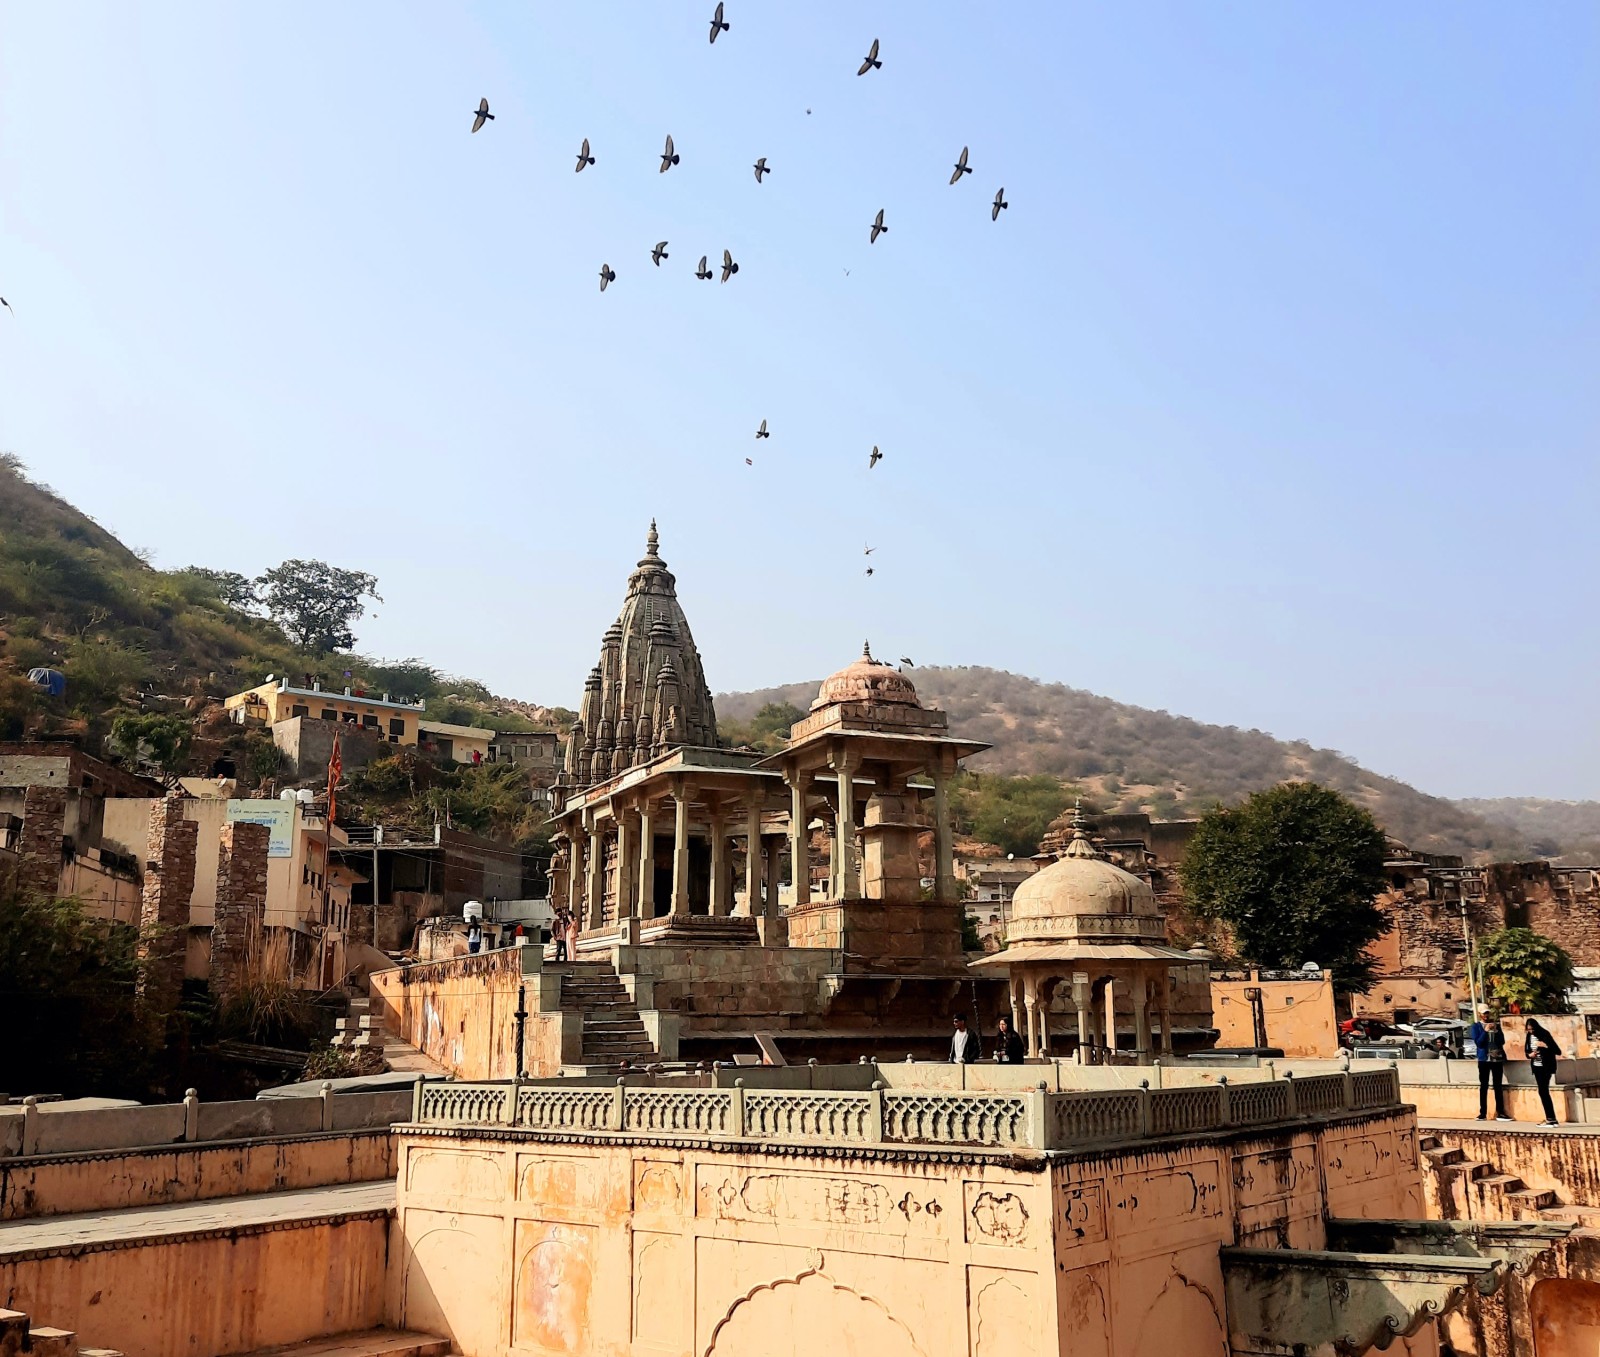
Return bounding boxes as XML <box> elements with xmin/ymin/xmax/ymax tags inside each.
<box><xmin>1453</xmin><ymin>798</ymin><xmax>1600</xmax><ymax>862</ymax></box>
<box><xmin>0</xmin><ymin>456</ymin><xmax>558</xmax><ymax>751</ymax></box>
<box><xmin>719</xmin><ymin>666</ymin><xmax>1536</xmax><ymax>861</ymax></box>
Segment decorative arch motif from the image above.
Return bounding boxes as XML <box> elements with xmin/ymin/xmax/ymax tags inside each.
<box><xmin>704</xmin><ymin>1263</ymin><xmax>927</xmax><ymax>1357</ymax></box>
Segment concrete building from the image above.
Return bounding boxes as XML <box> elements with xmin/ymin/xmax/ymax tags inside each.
<box><xmin>416</xmin><ymin>720</ymin><xmax>493</xmax><ymax>764</ymax></box>
<box><xmin>225</xmin><ymin>676</ymin><xmax>429</xmax><ymax>745</ymax></box>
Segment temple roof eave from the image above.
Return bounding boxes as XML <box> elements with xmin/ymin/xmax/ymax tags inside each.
<box><xmin>968</xmin><ymin>942</ymin><xmax>1201</xmax><ymax>968</ymax></box>
<box><xmin>756</xmin><ymin>732</ymin><xmax>991</xmax><ymax>772</ymax></box>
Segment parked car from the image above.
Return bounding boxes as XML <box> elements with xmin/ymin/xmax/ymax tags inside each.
<box><xmin>1339</xmin><ymin>1017</ymin><xmax>1411</xmax><ymax>1047</ymax></box>
<box><xmin>1408</xmin><ymin>1018</ymin><xmax>1471</xmax><ymax>1057</ymax></box>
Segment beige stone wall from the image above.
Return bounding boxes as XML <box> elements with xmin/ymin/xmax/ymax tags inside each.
<box><xmin>1210</xmin><ymin>974</ymin><xmax>1340</xmax><ymax>1057</ymax></box>
<box><xmin>372</xmin><ymin>949</ymin><xmax>539</xmax><ymax>1077</ymax></box>
<box><xmin>619</xmin><ymin>944</ymin><xmax>840</xmax><ymax>1034</ymax></box>
<box><xmin>0</xmin><ymin>1129</ymin><xmax>394</xmax><ymax>1220</ymax></box>
<box><xmin>391</xmin><ymin>1106</ymin><xmax>1422</xmax><ymax>1357</ymax></box>
<box><xmin>0</xmin><ymin>1212</ymin><xmax>388</xmax><ymax>1357</ymax></box>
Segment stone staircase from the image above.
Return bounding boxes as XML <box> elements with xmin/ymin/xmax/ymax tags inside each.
<box><xmin>0</xmin><ymin>1304</ymin><xmax>124</xmax><ymax>1356</ymax></box>
<box><xmin>1421</xmin><ymin>1133</ymin><xmax>1561</xmax><ymax>1221</ymax></box>
<box><xmin>558</xmin><ymin>961</ymin><xmax>658</xmax><ymax>1065</ymax></box>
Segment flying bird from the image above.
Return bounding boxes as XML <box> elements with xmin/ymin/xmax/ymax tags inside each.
<box><xmin>899</xmin><ymin>656</ymin><xmax>914</xmax><ymax>667</ymax></box>
<box><xmin>599</xmin><ymin>264</ymin><xmax>616</xmax><ymax>292</ymax></box>
<box><xmin>575</xmin><ymin>138</ymin><xmax>594</xmax><ymax>172</ymax></box>
<box><xmin>695</xmin><ymin>255</ymin><xmax>713</xmax><ymax>281</ymax></box>
<box><xmin>865</xmin><ymin>567</ymin><xmax>875</xmax><ymax>577</ymax></box>
<box><xmin>745</xmin><ymin>457</ymin><xmax>754</xmax><ymax>466</ymax></box>
<box><xmin>869</xmin><ymin>208</ymin><xmax>887</xmax><ymax>243</ymax></box>
<box><xmin>858</xmin><ymin>38</ymin><xmax>881</xmax><ymax>75</ymax></box>
<box><xmin>659</xmin><ymin>134</ymin><xmax>679</xmax><ymax>173</ymax></box>
<box><xmin>470</xmin><ymin>98</ymin><xmax>494</xmax><ymax>133</ymax></box>
<box><xmin>869</xmin><ymin>445</ymin><xmax>883</xmax><ymax>468</ymax></box>
<box><xmin>992</xmin><ymin>187</ymin><xmax>1008</xmax><ymax>221</ymax></box>
<box><xmin>709</xmin><ymin>2</ymin><xmax>729</xmax><ymax>43</ymax></box>
<box><xmin>720</xmin><ymin>249</ymin><xmax>739</xmax><ymax>282</ymax></box>
<box><xmin>756</xmin><ymin>419</ymin><xmax>769</xmax><ymax>439</ymax></box>
<box><xmin>0</xmin><ymin>298</ymin><xmax>11</xmax><ymax>316</ymax></box>
<box><xmin>651</xmin><ymin>241</ymin><xmax>669</xmax><ymax>266</ymax></box>
<box><xmin>864</xmin><ymin>543</ymin><xmax>875</xmax><ymax>555</ymax></box>
<box><xmin>950</xmin><ymin>146</ymin><xmax>972</xmax><ymax>185</ymax></box>
<box><xmin>753</xmin><ymin>156</ymin><xmax>770</xmax><ymax>183</ymax></box>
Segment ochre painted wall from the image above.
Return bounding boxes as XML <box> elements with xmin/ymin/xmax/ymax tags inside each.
<box><xmin>1210</xmin><ymin>974</ymin><xmax>1340</xmax><ymax>1057</ymax></box>
<box><xmin>0</xmin><ymin>1214</ymin><xmax>388</xmax><ymax>1357</ymax></box>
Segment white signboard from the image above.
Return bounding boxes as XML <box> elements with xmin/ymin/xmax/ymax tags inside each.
<box><xmin>227</xmin><ymin>799</ymin><xmax>294</xmax><ymax>858</ymax></box>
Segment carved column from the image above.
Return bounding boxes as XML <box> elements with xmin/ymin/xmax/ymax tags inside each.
<box><xmin>708</xmin><ymin>802</ymin><xmax>731</xmax><ymax>918</ymax></box>
<box><xmin>787</xmin><ymin>774</ymin><xmax>810</xmax><ymax>907</ymax></box>
<box><xmin>1073</xmin><ymin>972</ymin><xmax>1091</xmax><ymax>1066</ymax></box>
<box><xmin>740</xmin><ymin>802</ymin><xmax>762</xmax><ymax>916</ymax></box>
<box><xmin>615</xmin><ymin>807</ymin><xmax>637</xmax><ymax>920</ymax></box>
<box><xmin>568</xmin><ymin>830</ymin><xmax>586</xmax><ymax>919</ymax></box>
<box><xmin>586</xmin><ymin>822</ymin><xmax>606</xmax><ymax>930</ymax></box>
<box><xmin>1022</xmin><ymin>973</ymin><xmax>1039</xmax><ymax>1059</ymax></box>
<box><xmin>1103</xmin><ymin>976</ymin><xmax>1117</xmax><ymax>1063</ymax></box>
<box><xmin>832</xmin><ymin>750</ymin><xmax>859</xmax><ymax>898</ymax></box>
<box><xmin>637</xmin><ymin>798</ymin><xmax>657</xmax><ymax>919</ymax></box>
<box><xmin>932</xmin><ymin>751</ymin><xmax>957</xmax><ymax>902</ymax></box>
<box><xmin>1134</xmin><ymin>973</ymin><xmax>1152</xmax><ymax>1066</ymax></box>
<box><xmin>670</xmin><ymin>782</ymin><xmax>692</xmax><ymax>917</ymax></box>
<box><xmin>1159</xmin><ymin>969</ymin><xmax>1174</xmax><ymax>1055</ymax></box>
<box><xmin>763</xmin><ymin>835</ymin><xmax>781</xmax><ymax>918</ymax></box>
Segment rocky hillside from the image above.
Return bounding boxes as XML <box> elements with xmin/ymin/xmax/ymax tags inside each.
<box><xmin>719</xmin><ymin>666</ymin><xmax>1536</xmax><ymax>861</ymax></box>
<box><xmin>1454</xmin><ymin>798</ymin><xmax>1600</xmax><ymax>862</ymax></box>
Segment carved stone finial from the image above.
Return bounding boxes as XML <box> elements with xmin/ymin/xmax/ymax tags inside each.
<box><xmin>1064</xmin><ymin>800</ymin><xmax>1100</xmax><ymax>860</ymax></box>
<box><xmin>862</xmin><ymin>640</ymin><xmax>874</xmax><ymax>662</ymax></box>
<box><xmin>646</xmin><ymin>520</ymin><xmax>659</xmax><ymax>557</ymax></box>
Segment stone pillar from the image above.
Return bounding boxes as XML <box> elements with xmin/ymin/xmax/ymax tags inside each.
<box><xmin>16</xmin><ymin>785</ymin><xmax>67</xmax><ymax>901</ymax></box>
<box><xmin>1073</xmin><ymin>973</ymin><xmax>1091</xmax><ymax>1066</ymax></box>
<box><xmin>1103</xmin><ymin>977</ymin><xmax>1117</xmax><ymax>1063</ymax></box>
<box><xmin>708</xmin><ymin>806</ymin><xmax>731</xmax><ymax>918</ymax></box>
<box><xmin>933</xmin><ymin>761</ymin><xmax>958</xmax><ymax>902</ymax></box>
<box><xmin>212</xmin><ymin>820</ymin><xmax>270</xmax><ymax>1004</ymax></box>
<box><xmin>763</xmin><ymin>835</ymin><xmax>781</xmax><ymax>918</ymax></box>
<box><xmin>1134</xmin><ymin>975</ymin><xmax>1152</xmax><ymax>1067</ymax></box>
<box><xmin>138</xmin><ymin>795</ymin><xmax>198</xmax><ymax>1012</ymax></box>
<box><xmin>615</xmin><ymin>809</ymin><xmax>637</xmax><ymax>920</ymax></box>
<box><xmin>1022</xmin><ymin>974</ymin><xmax>1039</xmax><ymax>1059</ymax></box>
<box><xmin>670</xmin><ymin>785</ymin><xmax>691</xmax><ymax>917</ymax></box>
<box><xmin>741</xmin><ymin>803</ymin><xmax>762</xmax><ymax>916</ymax></box>
<box><xmin>637</xmin><ymin>800</ymin><xmax>657</xmax><ymax>919</ymax></box>
<box><xmin>586</xmin><ymin>825</ymin><xmax>606</xmax><ymax>929</ymax></box>
<box><xmin>833</xmin><ymin>753</ymin><xmax>858</xmax><ymax>898</ymax></box>
<box><xmin>1159</xmin><ymin>970</ymin><xmax>1174</xmax><ymax>1055</ymax></box>
<box><xmin>567</xmin><ymin>831</ymin><xmax>586</xmax><ymax>919</ymax></box>
<box><xmin>788</xmin><ymin>776</ymin><xmax>810</xmax><ymax>907</ymax></box>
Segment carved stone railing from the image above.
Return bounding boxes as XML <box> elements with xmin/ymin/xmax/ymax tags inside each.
<box><xmin>409</xmin><ymin>1064</ymin><xmax>1402</xmax><ymax>1153</ymax></box>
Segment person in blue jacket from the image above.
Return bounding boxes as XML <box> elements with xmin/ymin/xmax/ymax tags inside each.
<box><xmin>1471</xmin><ymin>1010</ymin><xmax>1510</xmax><ymax>1121</ymax></box>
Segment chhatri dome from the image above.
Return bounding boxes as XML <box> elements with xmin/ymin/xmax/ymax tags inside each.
<box><xmin>1005</xmin><ymin>805</ymin><xmax>1158</xmax><ymax>945</ymax></box>
<box><xmin>812</xmin><ymin>642</ymin><xmax>921</xmax><ymax>710</ymax></box>
<box><xmin>561</xmin><ymin>522</ymin><xmax>718</xmax><ymax>787</ymax></box>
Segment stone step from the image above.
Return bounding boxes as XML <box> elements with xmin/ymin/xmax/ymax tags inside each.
<box><xmin>1541</xmin><ymin>1204</ymin><xmax>1600</xmax><ymax>1227</ymax></box>
<box><xmin>1422</xmin><ymin>1146</ymin><xmax>1465</xmax><ymax>1167</ymax></box>
<box><xmin>1475</xmin><ymin>1173</ymin><xmax>1527</xmax><ymax>1194</ymax></box>
<box><xmin>1508</xmin><ymin>1187</ymin><xmax>1558</xmax><ymax>1212</ymax></box>
<box><xmin>233</xmin><ymin>1328</ymin><xmax>452</xmax><ymax>1357</ymax></box>
<box><xmin>28</xmin><ymin>1327</ymin><xmax>78</xmax><ymax>1357</ymax></box>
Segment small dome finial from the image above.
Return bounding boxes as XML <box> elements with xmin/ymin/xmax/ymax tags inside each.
<box><xmin>646</xmin><ymin>520</ymin><xmax>659</xmax><ymax>556</ymax></box>
<box><xmin>1064</xmin><ymin>800</ymin><xmax>1100</xmax><ymax>859</ymax></box>
<box><xmin>862</xmin><ymin>640</ymin><xmax>874</xmax><ymax>662</ymax></box>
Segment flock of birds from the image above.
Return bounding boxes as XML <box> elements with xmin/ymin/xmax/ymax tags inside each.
<box><xmin>464</xmin><ymin>8</ymin><xmax>1014</xmax><ymax>581</ymax></box>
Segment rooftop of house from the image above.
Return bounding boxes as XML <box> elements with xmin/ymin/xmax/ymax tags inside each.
<box><xmin>235</xmin><ymin>677</ymin><xmax>428</xmax><ymax>713</ymax></box>
<box><xmin>418</xmin><ymin>720</ymin><xmax>495</xmax><ymax>741</ymax></box>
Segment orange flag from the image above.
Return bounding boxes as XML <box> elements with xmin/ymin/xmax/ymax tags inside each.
<box><xmin>327</xmin><ymin>735</ymin><xmax>343</xmax><ymax>822</ymax></box>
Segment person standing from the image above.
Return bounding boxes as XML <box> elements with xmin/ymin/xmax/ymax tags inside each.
<box><xmin>994</xmin><ymin>1015</ymin><xmax>1025</xmax><ymax>1064</ymax></box>
<box><xmin>1471</xmin><ymin>1011</ymin><xmax>1510</xmax><ymax>1121</ymax></box>
<box><xmin>1525</xmin><ymin>1018</ymin><xmax>1563</xmax><ymax>1127</ymax></box>
<box><xmin>552</xmin><ymin>907</ymin><xmax>571</xmax><ymax>961</ymax></box>
<box><xmin>949</xmin><ymin>1013</ymin><xmax>983</xmax><ymax>1063</ymax></box>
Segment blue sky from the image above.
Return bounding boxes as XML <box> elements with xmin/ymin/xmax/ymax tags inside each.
<box><xmin>1</xmin><ymin>3</ymin><xmax>1596</xmax><ymax>799</ymax></box>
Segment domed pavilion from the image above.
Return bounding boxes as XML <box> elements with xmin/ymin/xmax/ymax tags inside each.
<box><xmin>971</xmin><ymin>805</ymin><xmax>1196</xmax><ymax>1063</ymax></box>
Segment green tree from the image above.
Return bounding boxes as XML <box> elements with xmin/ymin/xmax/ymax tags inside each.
<box><xmin>1181</xmin><ymin>781</ymin><xmax>1391</xmax><ymax>991</ymax></box>
<box><xmin>0</xmin><ymin>890</ymin><xmax>157</xmax><ymax>1097</ymax></box>
<box><xmin>255</xmin><ymin>560</ymin><xmax>381</xmax><ymax>653</ymax></box>
<box><xmin>949</xmin><ymin>773</ymin><xmax>1072</xmax><ymax>857</ymax></box>
<box><xmin>180</xmin><ymin>566</ymin><xmax>259</xmax><ymax>611</ymax></box>
<box><xmin>110</xmin><ymin>712</ymin><xmax>193</xmax><ymax>773</ymax></box>
<box><xmin>1474</xmin><ymin>927</ymin><xmax>1575</xmax><ymax>1014</ymax></box>
<box><xmin>721</xmin><ymin>701</ymin><xmax>804</xmax><ymax>753</ymax></box>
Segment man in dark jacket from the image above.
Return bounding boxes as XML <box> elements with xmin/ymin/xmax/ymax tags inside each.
<box><xmin>949</xmin><ymin>1013</ymin><xmax>983</xmax><ymax>1063</ymax></box>
<box><xmin>1471</xmin><ymin>1010</ymin><xmax>1511</xmax><ymax>1121</ymax></box>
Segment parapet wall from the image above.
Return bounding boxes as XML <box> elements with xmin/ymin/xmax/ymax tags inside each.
<box><xmin>0</xmin><ymin>1127</ymin><xmax>395</xmax><ymax>1220</ymax></box>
